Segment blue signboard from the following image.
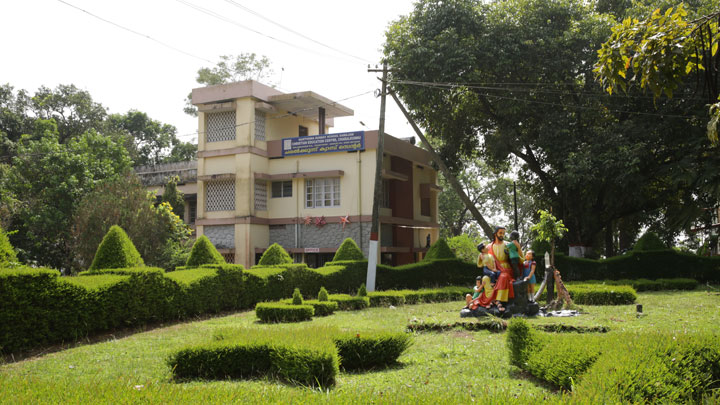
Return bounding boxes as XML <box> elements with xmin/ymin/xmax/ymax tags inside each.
<box><xmin>281</xmin><ymin>131</ymin><xmax>365</xmax><ymax>157</ymax></box>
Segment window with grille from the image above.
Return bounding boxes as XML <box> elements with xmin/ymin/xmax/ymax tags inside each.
<box><xmin>255</xmin><ymin>180</ymin><xmax>267</xmax><ymax>211</ymax></box>
<box><xmin>305</xmin><ymin>178</ymin><xmax>340</xmax><ymax>208</ymax></box>
<box><xmin>205</xmin><ymin>179</ymin><xmax>235</xmax><ymax>211</ymax></box>
<box><xmin>271</xmin><ymin>180</ymin><xmax>292</xmax><ymax>198</ymax></box>
<box><xmin>299</xmin><ymin>125</ymin><xmax>308</xmax><ymax>137</ymax></box>
<box><xmin>206</xmin><ymin>111</ymin><xmax>236</xmax><ymax>142</ymax></box>
<box><xmin>254</xmin><ymin>110</ymin><xmax>266</xmax><ymax>141</ymax></box>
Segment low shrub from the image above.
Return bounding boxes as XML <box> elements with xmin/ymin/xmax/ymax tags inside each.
<box><xmin>656</xmin><ymin>278</ymin><xmax>698</xmax><ymax>290</ymax></box>
<box><xmin>524</xmin><ymin>334</ymin><xmax>602</xmax><ymax>390</ymax></box>
<box><xmin>574</xmin><ymin>332</ymin><xmax>720</xmax><ymax>403</ymax></box>
<box><xmin>332</xmin><ymin>238</ymin><xmax>365</xmax><ymax>261</ymax></box>
<box><xmin>184</xmin><ymin>236</ymin><xmax>225</xmax><ymax>268</ymax></box>
<box><xmin>333</xmin><ymin>332</ymin><xmax>412</xmax><ymax>371</ymax></box>
<box><xmin>257</xmin><ymin>243</ymin><xmax>292</xmax><ymax>266</ymax></box>
<box><xmin>318</xmin><ymin>286</ymin><xmax>329</xmax><ymax>301</ymax></box>
<box><xmin>255</xmin><ymin>303</ymin><xmax>314</xmax><ymax>323</ymax></box>
<box><xmin>357</xmin><ymin>283</ymin><xmax>367</xmax><ymax>297</ymax></box>
<box><xmin>292</xmin><ymin>288</ymin><xmax>303</xmax><ymax>305</ymax></box>
<box><xmin>281</xmin><ymin>299</ymin><xmax>338</xmax><ymax>316</ymax></box>
<box><xmin>568</xmin><ymin>284</ymin><xmax>636</xmax><ymax>305</ymax></box>
<box><xmin>368</xmin><ymin>291</ymin><xmax>406</xmax><ymax>307</ymax></box>
<box><xmin>328</xmin><ymin>294</ymin><xmax>370</xmax><ymax>311</ymax></box>
<box><xmin>168</xmin><ymin>326</ymin><xmax>339</xmax><ymax>387</ymax></box>
<box><xmin>89</xmin><ymin>225</ymin><xmax>144</xmax><ymax>270</ymax></box>
<box><xmin>506</xmin><ymin>318</ymin><xmax>540</xmax><ymax>367</ymax></box>
<box><xmin>423</xmin><ymin>238</ymin><xmax>456</xmax><ymax>260</ymax></box>
<box><xmin>633</xmin><ymin>232</ymin><xmax>666</xmax><ymax>251</ymax></box>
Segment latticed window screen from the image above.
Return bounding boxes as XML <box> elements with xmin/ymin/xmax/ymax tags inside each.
<box><xmin>222</xmin><ymin>253</ymin><xmax>234</xmax><ymax>263</ymax></box>
<box><xmin>305</xmin><ymin>178</ymin><xmax>340</xmax><ymax>208</ymax></box>
<box><xmin>205</xmin><ymin>179</ymin><xmax>235</xmax><ymax>211</ymax></box>
<box><xmin>255</xmin><ymin>180</ymin><xmax>267</xmax><ymax>211</ymax></box>
<box><xmin>254</xmin><ymin>110</ymin><xmax>266</xmax><ymax>141</ymax></box>
<box><xmin>206</xmin><ymin>111</ymin><xmax>236</xmax><ymax>142</ymax></box>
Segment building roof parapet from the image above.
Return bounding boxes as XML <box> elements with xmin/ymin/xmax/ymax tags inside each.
<box><xmin>134</xmin><ymin>161</ymin><xmax>197</xmax><ymax>186</ymax></box>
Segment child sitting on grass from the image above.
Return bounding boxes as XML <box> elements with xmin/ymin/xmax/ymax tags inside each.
<box><xmin>523</xmin><ymin>250</ymin><xmax>537</xmax><ymax>297</ymax></box>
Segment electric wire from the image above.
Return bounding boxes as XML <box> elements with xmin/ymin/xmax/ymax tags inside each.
<box><xmin>222</xmin><ymin>0</ymin><xmax>371</xmax><ymax>63</ymax></box>
<box><xmin>391</xmin><ymin>80</ymin><xmax>704</xmax><ymax>119</ymax></box>
<box><xmin>174</xmin><ymin>0</ymin><xmax>363</xmax><ymax>65</ymax></box>
<box><xmin>56</xmin><ymin>0</ymin><xmax>213</xmax><ymax>64</ymax></box>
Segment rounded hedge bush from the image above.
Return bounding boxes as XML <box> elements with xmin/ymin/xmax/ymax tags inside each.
<box><xmin>633</xmin><ymin>232</ymin><xmax>666</xmax><ymax>251</ymax></box>
<box><xmin>292</xmin><ymin>287</ymin><xmax>304</xmax><ymax>305</ymax></box>
<box><xmin>423</xmin><ymin>238</ymin><xmax>456</xmax><ymax>260</ymax></box>
<box><xmin>89</xmin><ymin>225</ymin><xmax>144</xmax><ymax>271</ymax></box>
<box><xmin>332</xmin><ymin>238</ymin><xmax>365</xmax><ymax>261</ymax></box>
<box><xmin>318</xmin><ymin>286</ymin><xmax>329</xmax><ymax>302</ymax></box>
<box><xmin>255</xmin><ymin>303</ymin><xmax>314</xmax><ymax>323</ymax></box>
<box><xmin>258</xmin><ymin>243</ymin><xmax>292</xmax><ymax>266</ymax></box>
<box><xmin>185</xmin><ymin>235</ymin><xmax>225</xmax><ymax>268</ymax></box>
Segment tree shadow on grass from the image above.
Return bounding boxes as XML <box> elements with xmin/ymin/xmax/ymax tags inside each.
<box><xmin>1</xmin><ymin>308</ymin><xmax>253</xmax><ymax>364</ymax></box>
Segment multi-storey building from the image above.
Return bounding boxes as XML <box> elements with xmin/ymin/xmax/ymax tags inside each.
<box><xmin>141</xmin><ymin>80</ymin><xmax>442</xmax><ymax>268</ymax></box>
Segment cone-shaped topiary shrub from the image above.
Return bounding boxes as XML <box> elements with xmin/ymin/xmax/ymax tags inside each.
<box><xmin>185</xmin><ymin>235</ymin><xmax>225</xmax><ymax>268</ymax></box>
<box><xmin>633</xmin><ymin>232</ymin><xmax>666</xmax><ymax>251</ymax></box>
<box><xmin>0</xmin><ymin>225</ymin><xmax>18</xmax><ymax>268</ymax></box>
<box><xmin>332</xmin><ymin>238</ymin><xmax>365</xmax><ymax>261</ymax></box>
<box><xmin>318</xmin><ymin>286</ymin><xmax>329</xmax><ymax>302</ymax></box>
<box><xmin>258</xmin><ymin>243</ymin><xmax>292</xmax><ymax>266</ymax></box>
<box><xmin>423</xmin><ymin>238</ymin><xmax>456</xmax><ymax>260</ymax></box>
<box><xmin>292</xmin><ymin>288</ymin><xmax>304</xmax><ymax>305</ymax></box>
<box><xmin>89</xmin><ymin>225</ymin><xmax>144</xmax><ymax>271</ymax></box>
<box><xmin>357</xmin><ymin>283</ymin><xmax>367</xmax><ymax>297</ymax></box>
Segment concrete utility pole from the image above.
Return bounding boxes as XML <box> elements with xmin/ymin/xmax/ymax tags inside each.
<box><xmin>365</xmin><ymin>62</ymin><xmax>388</xmax><ymax>292</ymax></box>
<box><xmin>388</xmin><ymin>90</ymin><xmax>495</xmax><ymax>240</ymax></box>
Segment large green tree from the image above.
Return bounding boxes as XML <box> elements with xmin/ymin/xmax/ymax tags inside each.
<box><xmin>384</xmin><ymin>0</ymin><xmax>719</xmax><ymax>253</ymax></box>
<box><xmin>2</xmin><ymin>121</ymin><xmax>132</xmax><ymax>269</ymax></box>
<box><xmin>184</xmin><ymin>53</ymin><xmax>274</xmax><ymax>116</ymax></box>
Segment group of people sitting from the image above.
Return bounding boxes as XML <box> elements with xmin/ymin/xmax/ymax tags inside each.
<box><xmin>463</xmin><ymin>226</ymin><xmax>537</xmax><ymax>312</ymax></box>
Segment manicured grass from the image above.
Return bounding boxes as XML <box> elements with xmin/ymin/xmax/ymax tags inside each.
<box><xmin>1</xmin><ymin>288</ymin><xmax>719</xmax><ymax>403</ymax></box>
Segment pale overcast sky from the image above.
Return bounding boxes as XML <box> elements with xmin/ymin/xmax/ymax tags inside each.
<box><xmin>1</xmin><ymin>0</ymin><xmax>418</xmax><ymax>144</ymax></box>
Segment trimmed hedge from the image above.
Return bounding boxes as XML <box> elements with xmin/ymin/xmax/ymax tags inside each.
<box><xmin>328</xmin><ymin>294</ymin><xmax>370</xmax><ymax>310</ymax></box>
<box><xmin>255</xmin><ymin>303</ymin><xmax>314</xmax><ymax>323</ymax></box>
<box><xmin>536</xmin><ymin>283</ymin><xmax>636</xmax><ymax>305</ymax></box>
<box><xmin>281</xmin><ymin>299</ymin><xmax>338</xmax><ymax>316</ymax></box>
<box><xmin>633</xmin><ymin>232</ymin><xmax>666</xmax><ymax>251</ymax></box>
<box><xmin>0</xmin><ymin>265</ymin><xmax>246</xmax><ymax>354</ymax></box>
<box><xmin>185</xmin><ymin>235</ymin><xmax>225</xmax><ymax>268</ymax></box>
<box><xmin>368</xmin><ymin>291</ymin><xmax>406</xmax><ymax>307</ymax></box>
<box><xmin>507</xmin><ymin>319</ymin><xmax>720</xmax><ymax>401</ymax></box>
<box><xmin>168</xmin><ymin>327</ymin><xmax>339</xmax><ymax>387</ymax></box>
<box><xmin>333</xmin><ymin>332</ymin><xmax>412</xmax><ymax>370</ymax></box>
<box><xmin>423</xmin><ymin>238</ymin><xmax>456</xmax><ymax>260</ymax></box>
<box><xmin>581</xmin><ymin>277</ymin><xmax>699</xmax><ymax>292</ymax></box>
<box><xmin>554</xmin><ymin>250</ymin><xmax>720</xmax><ymax>282</ymax></box>
<box><xmin>332</xmin><ymin>238</ymin><xmax>365</xmax><ymax>261</ymax></box>
<box><xmin>89</xmin><ymin>225</ymin><xmax>144</xmax><ymax>270</ymax></box>
<box><xmin>168</xmin><ymin>327</ymin><xmax>413</xmax><ymax>386</ymax></box>
<box><xmin>257</xmin><ymin>243</ymin><xmax>292</xmax><ymax>266</ymax></box>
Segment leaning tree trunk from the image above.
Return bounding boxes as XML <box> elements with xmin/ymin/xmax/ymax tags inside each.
<box><xmin>390</xmin><ymin>90</ymin><xmax>494</xmax><ymax>239</ymax></box>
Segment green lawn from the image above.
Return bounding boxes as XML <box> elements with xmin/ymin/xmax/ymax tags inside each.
<box><xmin>1</xmin><ymin>288</ymin><xmax>718</xmax><ymax>404</ymax></box>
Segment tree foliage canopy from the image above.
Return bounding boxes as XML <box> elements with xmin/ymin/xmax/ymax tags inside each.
<box><xmin>384</xmin><ymin>0</ymin><xmax>720</xmax><ymax>249</ymax></box>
